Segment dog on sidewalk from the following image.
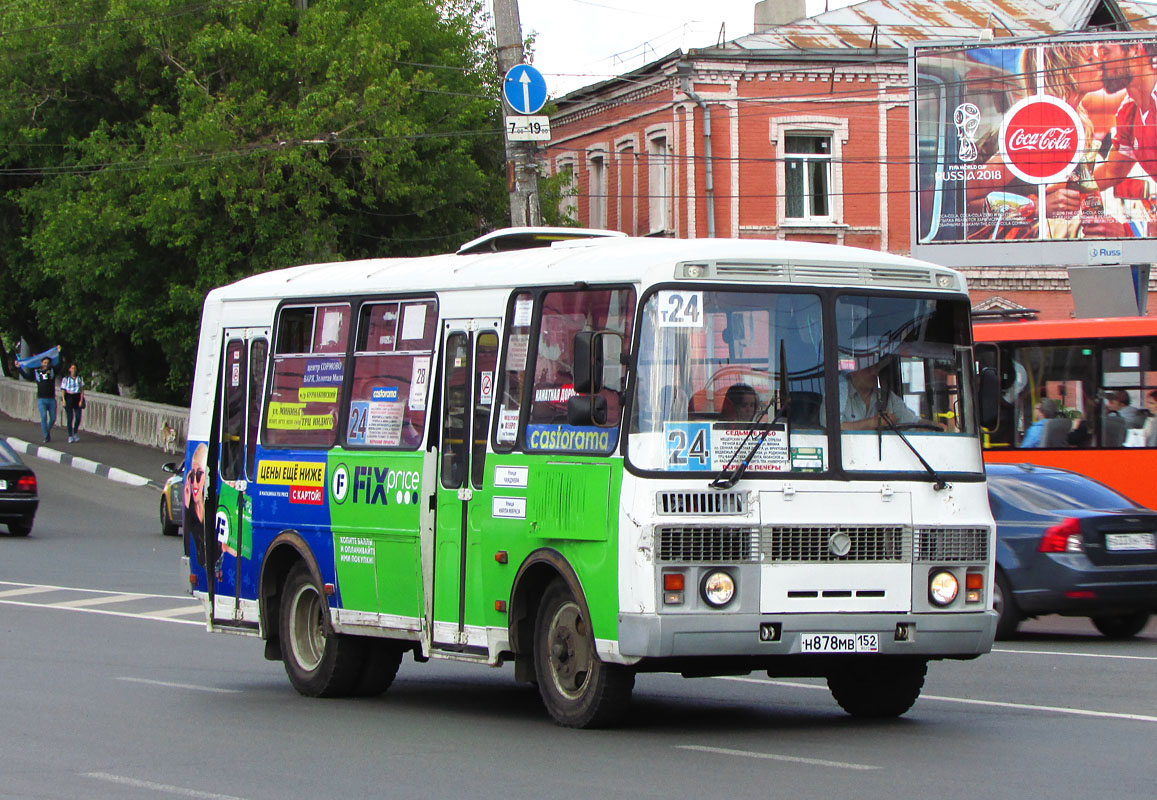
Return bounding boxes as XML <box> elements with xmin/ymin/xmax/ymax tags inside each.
<box><xmin>159</xmin><ymin>421</ymin><xmax>178</xmax><ymax>454</ymax></box>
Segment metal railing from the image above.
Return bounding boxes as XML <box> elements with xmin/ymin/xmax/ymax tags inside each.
<box><xmin>0</xmin><ymin>376</ymin><xmax>188</xmax><ymax>450</ymax></box>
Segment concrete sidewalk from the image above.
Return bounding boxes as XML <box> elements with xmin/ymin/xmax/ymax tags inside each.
<box><xmin>0</xmin><ymin>411</ymin><xmax>178</xmax><ymax>490</ymax></box>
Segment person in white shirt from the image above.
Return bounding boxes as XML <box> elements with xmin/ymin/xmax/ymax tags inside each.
<box><xmin>835</xmin><ymin>355</ymin><xmax>920</xmax><ymax>431</ymax></box>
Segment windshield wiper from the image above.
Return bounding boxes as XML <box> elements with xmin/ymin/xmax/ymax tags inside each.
<box><xmin>875</xmin><ymin>412</ymin><xmax>949</xmax><ymax>491</ymax></box>
<box><xmin>711</xmin><ymin>341</ymin><xmax>791</xmax><ymax>490</ymax></box>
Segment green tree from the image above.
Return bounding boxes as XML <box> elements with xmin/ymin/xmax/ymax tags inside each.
<box><xmin>0</xmin><ymin>0</ymin><xmax>506</xmax><ymax>401</ymax></box>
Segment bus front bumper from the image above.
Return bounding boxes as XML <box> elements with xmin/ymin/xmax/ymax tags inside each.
<box><xmin>616</xmin><ymin>610</ymin><xmax>996</xmax><ymax>660</ymax></box>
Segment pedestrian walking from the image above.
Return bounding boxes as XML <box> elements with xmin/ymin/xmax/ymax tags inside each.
<box><xmin>60</xmin><ymin>363</ymin><xmax>85</xmax><ymax>442</ymax></box>
<box><xmin>31</xmin><ymin>355</ymin><xmax>59</xmax><ymax>442</ymax></box>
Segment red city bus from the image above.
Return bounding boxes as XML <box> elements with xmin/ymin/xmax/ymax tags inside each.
<box><xmin>974</xmin><ymin>316</ymin><xmax>1157</xmax><ymax>508</ymax></box>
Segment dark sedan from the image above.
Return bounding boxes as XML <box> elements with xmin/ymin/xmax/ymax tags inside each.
<box><xmin>0</xmin><ymin>440</ymin><xmax>38</xmax><ymax>536</ymax></box>
<box><xmin>988</xmin><ymin>463</ymin><xmax>1157</xmax><ymax>639</ymax></box>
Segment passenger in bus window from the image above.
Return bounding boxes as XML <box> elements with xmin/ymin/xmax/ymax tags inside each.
<box><xmin>1020</xmin><ymin>397</ymin><xmax>1058</xmax><ymax>448</ymax></box>
<box><xmin>720</xmin><ymin>384</ymin><xmax>759</xmax><ymax>421</ymax></box>
<box><xmin>1104</xmin><ymin>389</ymin><xmax>1145</xmax><ymax>428</ymax></box>
<box><xmin>1066</xmin><ymin>411</ymin><xmax>1092</xmax><ymax>448</ymax></box>
<box><xmin>1144</xmin><ymin>390</ymin><xmax>1157</xmax><ymax>447</ymax></box>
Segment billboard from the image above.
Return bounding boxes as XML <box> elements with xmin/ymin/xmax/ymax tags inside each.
<box><xmin>913</xmin><ymin>35</ymin><xmax>1157</xmax><ymax>247</ymax></box>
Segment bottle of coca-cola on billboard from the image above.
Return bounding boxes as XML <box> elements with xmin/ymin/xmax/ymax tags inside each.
<box><xmin>1067</xmin><ymin>159</ymin><xmax>1103</xmax><ymax>215</ymax></box>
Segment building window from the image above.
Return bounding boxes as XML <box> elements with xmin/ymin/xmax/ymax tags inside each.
<box><xmin>784</xmin><ymin>134</ymin><xmax>831</xmax><ymax>220</ymax></box>
<box><xmin>769</xmin><ymin>116</ymin><xmax>847</xmax><ymax>228</ymax></box>
<box><xmin>555</xmin><ymin>157</ymin><xmax>578</xmax><ymax>224</ymax></box>
<box><xmin>647</xmin><ymin>133</ymin><xmax>671</xmax><ymax>233</ymax></box>
<box><xmin>588</xmin><ymin>151</ymin><xmax>607</xmax><ymax>228</ymax></box>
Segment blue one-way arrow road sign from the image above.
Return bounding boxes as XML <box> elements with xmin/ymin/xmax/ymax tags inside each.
<box><xmin>502</xmin><ymin>64</ymin><xmax>548</xmax><ymax>116</ymax></box>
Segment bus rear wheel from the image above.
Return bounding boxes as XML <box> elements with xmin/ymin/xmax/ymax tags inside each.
<box><xmin>826</xmin><ymin>658</ymin><xmax>927</xmax><ymax>718</ymax></box>
<box><xmin>533</xmin><ymin>579</ymin><xmax>634</xmax><ymax>728</ymax></box>
<box><xmin>279</xmin><ymin>562</ymin><xmax>365</xmax><ymax>697</ymax></box>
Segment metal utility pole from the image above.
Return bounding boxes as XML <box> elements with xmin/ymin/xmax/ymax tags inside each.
<box><xmin>492</xmin><ymin>0</ymin><xmax>541</xmax><ymax>227</ymax></box>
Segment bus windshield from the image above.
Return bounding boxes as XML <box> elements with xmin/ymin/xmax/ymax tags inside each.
<box><xmin>628</xmin><ymin>288</ymin><xmax>978</xmax><ymax>475</ymax></box>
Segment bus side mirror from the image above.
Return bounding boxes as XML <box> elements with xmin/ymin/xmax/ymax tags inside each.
<box><xmin>573</xmin><ymin>331</ymin><xmax>605</xmax><ymax>394</ymax></box>
<box><xmin>568</xmin><ymin>394</ymin><xmax>608</xmax><ymax>426</ymax></box>
<box><xmin>978</xmin><ymin>366</ymin><xmax>1001</xmax><ymax>430</ymax></box>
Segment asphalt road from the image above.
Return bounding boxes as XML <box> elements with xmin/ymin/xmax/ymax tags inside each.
<box><xmin>2</xmin><ymin>456</ymin><xmax>1156</xmax><ymax>800</ymax></box>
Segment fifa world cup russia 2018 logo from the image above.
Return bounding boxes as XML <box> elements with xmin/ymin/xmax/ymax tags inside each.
<box><xmin>954</xmin><ymin>102</ymin><xmax>981</xmax><ymax>163</ymax></box>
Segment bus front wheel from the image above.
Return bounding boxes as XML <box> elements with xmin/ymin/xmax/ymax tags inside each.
<box><xmin>533</xmin><ymin>579</ymin><xmax>634</xmax><ymax>728</ymax></box>
<box><xmin>826</xmin><ymin>658</ymin><xmax>927</xmax><ymax>718</ymax></box>
<box><xmin>279</xmin><ymin>562</ymin><xmax>365</xmax><ymax>697</ymax></box>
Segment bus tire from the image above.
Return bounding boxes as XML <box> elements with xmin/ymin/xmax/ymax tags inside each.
<box><xmin>160</xmin><ymin>496</ymin><xmax>179</xmax><ymax>537</ymax></box>
<box><xmin>827</xmin><ymin>658</ymin><xmax>926</xmax><ymax>718</ymax></box>
<box><xmin>533</xmin><ymin>579</ymin><xmax>634</xmax><ymax>728</ymax></box>
<box><xmin>279</xmin><ymin>562</ymin><xmax>365</xmax><ymax>697</ymax></box>
<box><xmin>993</xmin><ymin>569</ymin><xmax>1020</xmax><ymax>641</ymax></box>
<box><xmin>1091</xmin><ymin>611</ymin><xmax>1149</xmax><ymax>639</ymax></box>
<box><xmin>352</xmin><ymin>639</ymin><xmax>404</xmax><ymax>697</ymax></box>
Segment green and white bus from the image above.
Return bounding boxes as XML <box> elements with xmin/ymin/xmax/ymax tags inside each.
<box><xmin>182</xmin><ymin>229</ymin><xmax>998</xmax><ymax>727</ymax></box>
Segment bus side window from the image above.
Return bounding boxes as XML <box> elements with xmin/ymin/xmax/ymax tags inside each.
<box><xmin>347</xmin><ymin>299</ymin><xmax>437</xmax><ymax>449</ymax></box>
<box><xmin>264</xmin><ymin>304</ymin><xmax>350</xmax><ymax>449</ymax></box>
<box><xmin>494</xmin><ymin>292</ymin><xmax>534</xmax><ymax>452</ymax></box>
<box><xmin>525</xmin><ymin>286</ymin><xmax>635</xmax><ymax>451</ymax></box>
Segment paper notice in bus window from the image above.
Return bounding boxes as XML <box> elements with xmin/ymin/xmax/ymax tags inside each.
<box><xmin>513</xmin><ymin>298</ymin><xmax>534</xmax><ymax>327</ymax></box>
<box><xmin>1120</xmin><ymin>351</ymin><xmax>1141</xmax><ymax>368</ymax></box>
<box><xmin>320</xmin><ymin>309</ymin><xmax>344</xmax><ymax>349</ymax></box>
<box><xmin>712</xmin><ymin>424</ymin><xmax>790</xmax><ymax>472</ymax></box>
<box><xmin>366</xmin><ymin>399</ymin><xmax>404</xmax><ymax>446</ymax></box>
<box><xmin>409</xmin><ymin>357</ymin><xmax>430</xmax><ymax>411</ymax></box>
<box><xmin>479</xmin><ymin>371</ymin><xmax>494</xmax><ymax>405</ymax></box>
<box><xmin>497</xmin><ymin>407</ymin><xmax>519</xmax><ymax>442</ymax></box>
<box><xmin>507</xmin><ymin>334</ymin><xmax>529</xmax><ymax>371</ymax></box>
<box><xmin>401</xmin><ymin>304</ymin><xmax>426</xmax><ymax>341</ymax></box>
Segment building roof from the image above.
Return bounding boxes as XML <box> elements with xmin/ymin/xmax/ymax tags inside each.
<box><xmin>724</xmin><ymin>0</ymin><xmax>1154</xmax><ymax>54</ymax></box>
<box><xmin>554</xmin><ymin>0</ymin><xmax>1155</xmax><ymax>108</ymax></box>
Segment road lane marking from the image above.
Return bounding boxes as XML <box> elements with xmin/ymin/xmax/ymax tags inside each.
<box><xmin>117</xmin><ymin>677</ymin><xmax>240</xmax><ymax>694</ymax></box>
<box><xmin>0</xmin><ymin>585</ymin><xmax>61</xmax><ymax>598</ymax></box>
<box><xmin>51</xmin><ymin>594</ymin><xmax>145</xmax><ymax>608</ymax></box>
<box><xmin>85</xmin><ymin>772</ymin><xmax>250</xmax><ymax>800</ymax></box>
<box><xmin>718</xmin><ymin>677</ymin><xmax>1157</xmax><ymax>723</ymax></box>
<box><xmin>0</xmin><ymin>599</ymin><xmax>204</xmax><ymax>625</ymax></box>
<box><xmin>144</xmin><ymin>605</ymin><xmax>207</xmax><ymax>618</ymax></box>
<box><xmin>994</xmin><ymin>646</ymin><xmax>1157</xmax><ymax>662</ymax></box>
<box><xmin>676</xmin><ymin>744</ymin><xmax>878</xmax><ymax>771</ymax></box>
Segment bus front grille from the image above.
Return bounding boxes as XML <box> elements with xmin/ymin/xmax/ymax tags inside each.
<box><xmin>761</xmin><ymin>525</ymin><xmax>909</xmax><ymax>563</ymax></box>
<box><xmin>913</xmin><ymin>528</ymin><xmax>989</xmax><ymax>562</ymax></box>
<box><xmin>656</xmin><ymin>526</ymin><xmax>760</xmax><ymax>562</ymax></box>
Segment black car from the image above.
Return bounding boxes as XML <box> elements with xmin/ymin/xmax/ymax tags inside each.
<box><xmin>0</xmin><ymin>440</ymin><xmax>38</xmax><ymax>536</ymax></box>
<box><xmin>988</xmin><ymin>463</ymin><xmax>1157</xmax><ymax>640</ymax></box>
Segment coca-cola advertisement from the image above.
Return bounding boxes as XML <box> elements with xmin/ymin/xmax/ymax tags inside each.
<box><xmin>914</xmin><ymin>36</ymin><xmax>1157</xmax><ymax>244</ymax></box>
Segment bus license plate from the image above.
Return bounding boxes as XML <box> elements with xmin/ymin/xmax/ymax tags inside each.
<box><xmin>1105</xmin><ymin>532</ymin><xmax>1156</xmax><ymax>551</ymax></box>
<box><xmin>799</xmin><ymin>633</ymin><xmax>879</xmax><ymax>654</ymax></box>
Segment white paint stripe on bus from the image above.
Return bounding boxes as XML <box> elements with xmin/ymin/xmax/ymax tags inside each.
<box><xmin>718</xmin><ymin>677</ymin><xmax>1157</xmax><ymax>723</ymax></box>
<box><xmin>676</xmin><ymin>744</ymin><xmax>879</xmax><ymax>771</ymax></box>
<box><xmin>85</xmin><ymin>772</ymin><xmax>250</xmax><ymax>800</ymax></box>
<box><xmin>116</xmin><ymin>677</ymin><xmax>240</xmax><ymax>694</ymax></box>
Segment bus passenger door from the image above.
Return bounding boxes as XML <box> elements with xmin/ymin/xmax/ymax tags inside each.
<box><xmin>432</xmin><ymin>319</ymin><xmax>500</xmax><ymax>652</ymax></box>
<box><xmin>210</xmin><ymin>327</ymin><xmax>269</xmax><ymax>626</ymax></box>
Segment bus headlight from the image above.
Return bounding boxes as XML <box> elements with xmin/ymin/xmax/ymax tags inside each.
<box><xmin>929</xmin><ymin>570</ymin><xmax>959</xmax><ymax>606</ymax></box>
<box><xmin>701</xmin><ymin>571</ymin><xmax>736</xmax><ymax>608</ymax></box>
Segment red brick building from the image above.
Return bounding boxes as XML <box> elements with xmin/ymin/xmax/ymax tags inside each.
<box><xmin>545</xmin><ymin>0</ymin><xmax>1157</xmax><ymax>318</ymax></box>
